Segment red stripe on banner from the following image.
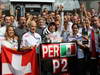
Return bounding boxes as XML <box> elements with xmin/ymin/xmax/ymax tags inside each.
<box><xmin>25</xmin><ymin>73</ymin><xmax>32</xmax><ymax>75</ymax></box>
<box><xmin>2</xmin><ymin>46</ymin><xmax>12</xmax><ymax>64</ymax></box>
<box><xmin>71</xmin><ymin>44</ymin><xmax>76</xmax><ymax>55</ymax></box>
<box><xmin>21</xmin><ymin>48</ymin><xmax>35</xmax><ymax>66</ymax></box>
<box><xmin>2</xmin><ymin>74</ymin><xmax>14</xmax><ymax>75</ymax></box>
<box><xmin>31</xmin><ymin>48</ymin><xmax>40</xmax><ymax>75</ymax></box>
<box><xmin>91</xmin><ymin>30</ymin><xmax>96</xmax><ymax>58</ymax></box>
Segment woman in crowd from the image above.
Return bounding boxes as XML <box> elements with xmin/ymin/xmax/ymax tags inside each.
<box><xmin>67</xmin><ymin>23</ymin><xmax>88</xmax><ymax>75</ymax></box>
<box><xmin>43</xmin><ymin>22</ymin><xmax>63</xmax><ymax>43</ymax></box>
<box><xmin>1</xmin><ymin>25</ymin><xmax>18</xmax><ymax>50</ymax></box>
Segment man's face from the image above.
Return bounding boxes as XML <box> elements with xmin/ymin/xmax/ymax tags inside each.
<box><xmin>5</xmin><ymin>16</ymin><xmax>12</xmax><ymax>26</ymax></box>
<box><xmin>93</xmin><ymin>17</ymin><xmax>100</xmax><ymax>27</ymax></box>
<box><xmin>19</xmin><ymin>17</ymin><xmax>26</xmax><ymax>27</ymax></box>
<box><xmin>55</xmin><ymin>21</ymin><xmax>60</xmax><ymax>29</ymax></box>
<box><xmin>39</xmin><ymin>19</ymin><xmax>45</xmax><ymax>27</ymax></box>
<box><xmin>55</xmin><ymin>15</ymin><xmax>61</xmax><ymax>21</ymax></box>
<box><xmin>30</xmin><ymin>22</ymin><xmax>37</xmax><ymax>33</ymax></box>
<box><xmin>73</xmin><ymin>16</ymin><xmax>78</xmax><ymax>24</ymax></box>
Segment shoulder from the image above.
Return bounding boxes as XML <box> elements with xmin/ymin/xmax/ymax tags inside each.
<box><xmin>43</xmin><ymin>27</ymin><xmax>50</xmax><ymax>35</ymax></box>
<box><xmin>0</xmin><ymin>26</ymin><xmax>6</xmax><ymax>32</ymax></box>
<box><xmin>1</xmin><ymin>40</ymin><xmax>8</xmax><ymax>46</ymax></box>
<box><xmin>22</xmin><ymin>32</ymin><xmax>30</xmax><ymax>38</ymax></box>
<box><xmin>0</xmin><ymin>26</ymin><xmax>6</xmax><ymax>29</ymax></box>
<box><xmin>14</xmin><ymin>36</ymin><xmax>18</xmax><ymax>40</ymax></box>
<box><xmin>77</xmin><ymin>33</ymin><xmax>82</xmax><ymax>37</ymax></box>
<box><xmin>68</xmin><ymin>22</ymin><xmax>73</xmax><ymax>25</ymax></box>
<box><xmin>34</xmin><ymin>33</ymin><xmax>41</xmax><ymax>38</ymax></box>
<box><xmin>69</xmin><ymin>32</ymin><xmax>73</xmax><ymax>36</ymax></box>
<box><xmin>89</xmin><ymin>26</ymin><xmax>93</xmax><ymax>30</ymax></box>
<box><xmin>15</xmin><ymin>27</ymin><xmax>19</xmax><ymax>31</ymax></box>
<box><xmin>0</xmin><ymin>26</ymin><xmax>6</xmax><ymax>36</ymax></box>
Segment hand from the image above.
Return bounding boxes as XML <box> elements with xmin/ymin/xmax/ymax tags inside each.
<box><xmin>30</xmin><ymin>46</ymin><xmax>35</xmax><ymax>49</ymax></box>
<box><xmin>84</xmin><ymin>44</ymin><xmax>89</xmax><ymax>48</ymax></box>
<box><xmin>82</xmin><ymin>36</ymin><xmax>89</xmax><ymax>40</ymax></box>
<box><xmin>34</xmin><ymin>45</ymin><xmax>38</xmax><ymax>48</ymax></box>
<box><xmin>76</xmin><ymin>40</ymin><xmax>82</xmax><ymax>45</ymax></box>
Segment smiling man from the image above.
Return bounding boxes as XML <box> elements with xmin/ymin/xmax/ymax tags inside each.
<box><xmin>21</xmin><ymin>21</ymin><xmax>41</xmax><ymax>53</ymax></box>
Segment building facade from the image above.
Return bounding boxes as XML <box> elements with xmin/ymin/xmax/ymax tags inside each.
<box><xmin>9</xmin><ymin>0</ymin><xmax>81</xmax><ymax>16</ymax></box>
<box><xmin>10</xmin><ymin>0</ymin><xmax>55</xmax><ymax>16</ymax></box>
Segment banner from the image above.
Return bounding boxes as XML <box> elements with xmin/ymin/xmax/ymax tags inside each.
<box><xmin>41</xmin><ymin>43</ymin><xmax>76</xmax><ymax>59</ymax></box>
<box><xmin>1</xmin><ymin>46</ymin><xmax>39</xmax><ymax>75</ymax></box>
<box><xmin>40</xmin><ymin>43</ymin><xmax>77</xmax><ymax>75</ymax></box>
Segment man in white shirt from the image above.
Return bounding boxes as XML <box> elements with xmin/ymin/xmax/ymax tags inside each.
<box><xmin>21</xmin><ymin>21</ymin><xmax>41</xmax><ymax>53</ymax></box>
<box><xmin>0</xmin><ymin>16</ymin><xmax>12</xmax><ymax>36</ymax></box>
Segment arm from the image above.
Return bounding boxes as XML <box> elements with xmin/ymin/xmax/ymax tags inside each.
<box><xmin>20</xmin><ymin>46</ymin><xmax>34</xmax><ymax>51</ymax></box>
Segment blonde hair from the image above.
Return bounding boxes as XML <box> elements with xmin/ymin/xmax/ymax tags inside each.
<box><xmin>5</xmin><ymin>25</ymin><xmax>16</xmax><ymax>40</ymax></box>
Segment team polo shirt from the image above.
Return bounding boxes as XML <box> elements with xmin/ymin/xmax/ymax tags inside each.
<box><xmin>0</xmin><ymin>26</ymin><xmax>6</xmax><ymax>37</ymax></box>
<box><xmin>67</xmin><ymin>33</ymin><xmax>84</xmax><ymax>59</ymax></box>
<box><xmin>1</xmin><ymin>39</ymin><xmax>18</xmax><ymax>50</ymax></box>
<box><xmin>0</xmin><ymin>26</ymin><xmax>6</xmax><ymax>53</ymax></box>
<box><xmin>46</xmin><ymin>31</ymin><xmax>62</xmax><ymax>43</ymax></box>
<box><xmin>0</xmin><ymin>36</ymin><xmax>5</xmax><ymax>53</ymax></box>
<box><xmin>21</xmin><ymin>32</ymin><xmax>41</xmax><ymax>48</ymax></box>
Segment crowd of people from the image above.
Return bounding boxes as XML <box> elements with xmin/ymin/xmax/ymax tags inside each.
<box><xmin>0</xmin><ymin>3</ymin><xmax>100</xmax><ymax>75</ymax></box>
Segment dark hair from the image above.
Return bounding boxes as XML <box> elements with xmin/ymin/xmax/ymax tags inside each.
<box><xmin>72</xmin><ymin>23</ymin><xmax>79</xmax><ymax>29</ymax></box>
<box><xmin>91</xmin><ymin>15</ymin><xmax>98</xmax><ymax>19</ymax></box>
<box><xmin>49</xmin><ymin>22</ymin><xmax>56</xmax><ymax>26</ymax></box>
<box><xmin>48</xmin><ymin>22</ymin><xmax>57</xmax><ymax>31</ymax></box>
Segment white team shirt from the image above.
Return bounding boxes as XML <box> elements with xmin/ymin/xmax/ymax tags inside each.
<box><xmin>46</xmin><ymin>31</ymin><xmax>62</xmax><ymax>43</ymax></box>
<box><xmin>67</xmin><ymin>33</ymin><xmax>84</xmax><ymax>59</ymax></box>
<box><xmin>0</xmin><ymin>26</ymin><xmax>6</xmax><ymax>37</ymax></box>
<box><xmin>0</xmin><ymin>36</ymin><xmax>5</xmax><ymax>53</ymax></box>
<box><xmin>1</xmin><ymin>39</ymin><xmax>18</xmax><ymax>50</ymax></box>
<box><xmin>21</xmin><ymin>32</ymin><xmax>41</xmax><ymax>48</ymax></box>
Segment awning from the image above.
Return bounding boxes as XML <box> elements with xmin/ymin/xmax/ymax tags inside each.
<box><xmin>10</xmin><ymin>0</ymin><xmax>55</xmax><ymax>3</ymax></box>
